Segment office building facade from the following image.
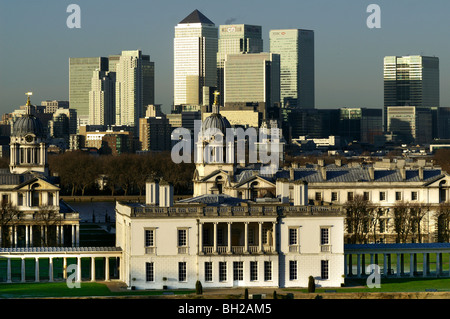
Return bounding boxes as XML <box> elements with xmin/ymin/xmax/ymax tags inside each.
<box><xmin>174</xmin><ymin>10</ymin><xmax>218</xmax><ymax>108</ymax></box>
<box><xmin>69</xmin><ymin>57</ymin><xmax>108</xmax><ymax>127</ymax></box>
<box><xmin>270</xmin><ymin>29</ymin><xmax>315</xmax><ymax>109</ymax></box>
<box><xmin>217</xmin><ymin>24</ymin><xmax>263</xmax><ymax>106</ymax></box>
<box><xmin>89</xmin><ymin>70</ymin><xmax>116</xmax><ymax>126</ymax></box>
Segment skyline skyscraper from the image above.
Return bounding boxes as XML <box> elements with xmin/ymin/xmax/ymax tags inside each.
<box><xmin>173</xmin><ymin>10</ymin><xmax>218</xmax><ymax>109</ymax></box>
<box><xmin>269</xmin><ymin>29</ymin><xmax>315</xmax><ymax>109</ymax></box>
<box><xmin>69</xmin><ymin>57</ymin><xmax>108</xmax><ymax>127</ymax></box>
<box><xmin>89</xmin><ymin>70</ymin><xmax>116</xmax><ymax>126</ymax></box>
<box><xmin>217</xmin><ymin>24</ymin><xmax>263</xmax><ymax>106</ymax></box>
<box><xmin>115</xmin><ymin>50</ymin><xmax>150</xmax><ymax>135</ymax></box>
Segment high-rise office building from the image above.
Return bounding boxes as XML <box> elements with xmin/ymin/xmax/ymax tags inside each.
<box><xmin>386</xmin><ymin>106</ymin><xmax>433</xmax><ymax>145</ymax></box>
<box><xmin>269</xmin><ymin>29</ymin><xmax>315</xmax><ymax>109</ymax></box>
<box><xmin>384</xmin><ymin>56</ymin><xmax>439</xmax><ymax>131</ymax></box>
<box><xmin>384</xmin><ymin>55</ymin><xmax>440</xmax><ymax>108</ymax></box>
<box><xmin>89</xmin><ymin>70</ymin><xmax>116</xmax><ymax>126</ymax></box>
<box><xmin>69</xmin><ymin>57</ymin><xmax>108</xmax><ymax>127</ymax></box>
<box><xmin>174</xmin><ymin>10</ymin><xmax>218</xmax><ymax>108</ymax></box>
<box><xmin>217</xmin><ymin>24</ymin><xmax>263</xmax><ymax>106</ymax></box>
<box><xmin>224</xmin><ymin>52</ymin><xmax>280</xmax><ymax>123</ymax></box>
<box><xmin>115</xmin><ymin>50</ymin><xmax>154</xmax><ymax>136</ymax></box>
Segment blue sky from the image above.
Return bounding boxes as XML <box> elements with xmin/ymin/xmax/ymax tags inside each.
<box><xmin>0</xmin><ymin>0</ymin><xmax>449</xmax><ymax>115</ymax></box>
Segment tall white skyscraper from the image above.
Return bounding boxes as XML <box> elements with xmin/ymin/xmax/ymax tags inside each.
<box><xmin>89</xmin><ymin>70</ymin><xmax>116</xmax><ymax>126</ymax></box>
<box><xmin>115</xmin><ymin>50</ymin><xmax>154</xmax><ymax>135</ymax></box>
<box><xmin>270</xmin><ymin>29</ymin><xmax>315</xmax><ymax>109</ymax></box>
<box><xmin>174</xmin><ymin>10</ymin><xmax>218</xmax><ymax>108</ymax></box>
<box><xmin>217</xmin><ymin>24</ymin><xmax>263</xmax><ymax>106</ymax></box>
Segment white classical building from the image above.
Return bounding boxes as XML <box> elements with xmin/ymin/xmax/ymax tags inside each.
<box><xmin>115</xmin><ymin>180</ymin><xmax>345</xmax><ymax>290</ymax></box>
<box><xmin>1</xmin><ymin>94</ymin><xmax>80</xmax><ymax>248</ymax></box>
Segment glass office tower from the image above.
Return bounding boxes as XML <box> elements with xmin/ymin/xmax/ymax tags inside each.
<box><xmin>217</xmin><ymin>24</ymin><xmax>263</xmax><ymax>106</ymax></box>
<box><xmin>69</xmin><ymin>57</ymin><xmax>108</xmax><ymax>127</ymax></box>
<box><xmin>269</xmin><ymin>29</ymin><xmax>315</xmax><ymax>109</ymax></box>
<box><xmin>174</xmin><ymin>10</ymin><xmax>218</xmax><ymax>108</ymax></box>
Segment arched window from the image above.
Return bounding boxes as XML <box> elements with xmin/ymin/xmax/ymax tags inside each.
<box><xmin>250</xmin><ymin>181</ymin><xmax>259</xmax><ymax>201</ymax></box>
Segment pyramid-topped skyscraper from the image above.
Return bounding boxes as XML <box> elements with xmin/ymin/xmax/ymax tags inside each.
<box><xmin>174</xmin><ymin>10</ymin><xmax>218</xmax><ymax>110</ymax></box>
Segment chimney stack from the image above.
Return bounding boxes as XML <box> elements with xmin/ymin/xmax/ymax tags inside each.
<box><xmin>276</xmin><ymin>178</ymin><xmax>290</xmax><ymax>204</ymax></box>
<box><xmin>293</xmin><ymin>180</ymin><xmax>308</xmax><ymax>206</ymax></box>
<box><xmin>368</xmin><ymin>166</ymin><xmax>375</xmax><ymax>181</ymax></box>
<box><xmin>145</xmin><ymin>179</ymin><xmax>159</xmax><ymax>205</ymax></box>
<box><xmin>159</xmin><ymin>180</ymin><xmax>174</xmax><ymax>207</ymax></box>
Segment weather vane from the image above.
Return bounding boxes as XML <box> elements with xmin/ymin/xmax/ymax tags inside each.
<box><xmin>25</xmin><ymin>92</ymin><xmax>33</xmax><ymax>106</ymax></box>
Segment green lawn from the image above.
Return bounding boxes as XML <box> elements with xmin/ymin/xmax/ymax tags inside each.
<box><xmin>287</xmin><ymin>278</ymin><xmax>450</xmax><ymax>293</ymax></box>
<box><xmin>0</xmin><ymin>282</ymin><xmax>194</xmax><ymax>298</ymax></box>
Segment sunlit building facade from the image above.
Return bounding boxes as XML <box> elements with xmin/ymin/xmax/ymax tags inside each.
<box><xmin>174</xmin><ymin>10</ymin><xmax>218</xmax><ymax>108</ymax></box>
<box><xmin>269</xmin><ymin>29</ymin><xmax>315</xmax><ymax>109</ymax></box>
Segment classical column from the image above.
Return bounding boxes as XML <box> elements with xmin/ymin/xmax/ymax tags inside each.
<box><xmin>383</xmin><ymin>254</ymin><xmax>388</xmax><ymax>277</ymax></box>
<box><xmin>25</xmin><ymin>226</ymin><xmax>29</xmax><ymax>248</ymax></box>
<box><xmin>35</xmin><ymin>257</ymin><xmax>40</xmax><ymax>282</ymax></box>
<box><xmin>348</xmin><ymin>254</ymin><xmax>353</xmax><ymax>276</ymax></box>
<box><xmin>272</xmin><ymin>222</ymin><xmax>277</xmax><ymax>253</ymax></box>
<box><xmin>401</xmin><ymin>254</ymin><xmax>404</xmax><ymax>275</ymax></box>
<box><xmin>63</xmin><ymin>257</ymin><xmax>67</xmax><ymax>279</ymax></box>
<box><xmin>29</xmin><ymin>226</ymin><xmax>33</xmax><ymax>247</ymax></box>
<box><xmin>423</xmin><ymin>253</ymin><xmax>427</xmax><ymax>277</ymax></box>
<box><xmin>61</xmin><ymin>226</ymin><xmax>64</xmax><ymax>247</ymax></box>
<box><xmin>76</xmin><ymin>257</ymin><xmax>82</xmax><ymax>282</ymax></box>
<box><xmin>436</xmin><ymin>253</ymin><xmax>441</xmax><ymax>277</ymax></box>
<box><xmin>227</xmin><ymin>222</ymin><xmax>232</xmax><ymax>254</ymax></box>
<box><xmin>370</xmin><ymin>254</ymin><xmax>374</xmax><ymax>266</ymax></box>
<box><xmin>56</xmin><ymin>226</ymin><xmax>60</xmax><ymax>246</ymax></box>
<box><xmin>72</xmin><ymin>225</ymin><xmax>75</xmax><ymax>247</ymax></box>
<box><xmin>199</xmin><ymin>222</ymin><xmax>203</xmax><ymax>254</ymax></box>
<box><xmin>410</xmin><ymin>253</ymin><xmax>415</xmax><ymax>277</ymax></box>
<box><xmin>91</xmin><ymin>257</ymin><xmax>96</xmax><ymax>282</ymax></box>
<box><xmin>7</xmin><ymin>258</ymin><xmax>11</xmax><ymax>283</ymax></box>
<box><xmin>244</xmin><ymin>222</ymin><xmax>249</xmax><ymax>254</ymax></box>
<box><xmin>396</xmin><ymin>254</ymin><xmax>401</xmax><ymax>277</ymax></box>
<box><xmin>213</xmin><ymin>222</ymin><xmax>218</xmax><ymax>254</ymax></box>
<box><xmin>388</xmin><ymin>254</ymin><xmax>392</xmax><ymax>275</ymax></box>
<box><xmin>258</xmin><ymin>222</ymin><xmax>263</xmax><ymax>253</ymax></box>
<box><xmin>105</xmin><ymin>257</ymin><xmax>110</xmax><ymax>281</ymax></box>
<box><xmin>21</xmin><ymin>258</ymin><xmax>26</xmax><ymax>282</ymax></box>
<box><xmin>76</xmin><ymin>226</ymin><xmax>80</xmax><ymax>247</ymax></box>
<box><xmin>48</xmin><ymin>257</ymin><xmax>54</xmax><ymax>282</ymax></box>
<box><xmin>357</xmin><ymin>254</ymin><xmax>361</xmax><ymax>277</ymax></box>
<box><xmin>14</xmin><ymin>226</ymin><xmax>17</xmax><ymax>248</ymax></box>
<box><xmin>361</xmin><ymin>254</ymin><xmax>366</xmax><ymax>275</ymax></box>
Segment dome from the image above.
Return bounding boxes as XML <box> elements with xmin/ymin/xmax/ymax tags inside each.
<box><xmin>13</xmin><ymin>114</ymin><xmax>45</xmax><ymax>138</ymax></box>
<box><xmin>202</xmin><ymin>113</ymin><xmax>231</xmax><ymax>134</ymax></box>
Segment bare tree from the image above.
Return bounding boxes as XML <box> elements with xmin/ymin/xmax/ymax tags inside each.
<box><xmin>436</xmin><ymin>202</ymin><xmax>450</xmax><ymax>242</ymax></box>
<box><xmin>344</xmin><ymin>195</ymin><xmax>375</xmax><ymax>244</ymax></box>
<box><xmin>409</xmin><ymin>203</ymin><xmax>429</xmax><ymax>243</ymax></box>
<box><xmin>34</xmin><ymin>205</ymin><xmax>63</xmax><ymax>247</ymax></box>
<box><xmin>0</xmin><ymin>202</ymin><xmax>20</xmax><ymax>248</ymax></box>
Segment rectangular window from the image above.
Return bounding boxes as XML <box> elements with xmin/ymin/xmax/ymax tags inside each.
<box><xmin>321</xmin><ymin>260</ymin><xmax>329</xmax><ymax>280</ymax></box>
<box><xmin>178</xmin><ymin>229</ymin><xmax>187</xmax><ymax>247</ymax></box>
<box><xmin>347</xmin><ymin>192</ymin><xmax>354</xmax><ymax>201</ymax></box>
<box><xmin>250</xmin><ymin>261</ymin><xmax>258</xmax><ymax>281</ymax></box>
<box><xmin>264</xmin><ymin>261</ymin><xmax>272</xmax><ymax>281</ymax></box>
<box><xmin>145</xmin><ymin>229</ymin><xmax>154</xmax><ymax>247</ymax></box>
<box><xmin>204</xmin><ymin>262</ymin><xmax>212</xmax><ymax>282</ymax></box>
<box><xmin>48</xmin><ymin>192</ymin><xmax>54</xmax><ymax>206</ymax></box>
<box><xmin>289</xmin><ymin>228</ymin><xmax>298</xmax><ymax>245</ymax></box>
<box><xmin>320</xmin><ymin>228</ymin><xmax>330</xmax><ymax>245</ymax></box>
<box><xmin>18</xmin><ymin>193</ymin><xmax>24</xmax><ymax>206</ymax></box>
<box><xmin>315</xmin><ymin>192</ymin><xmax>322</xmax><ymax>201</ymax></box>
<box><xmin>411</xmin><ymin>191</ymin><xmax>418</xmax><ymax>201</ymax></box>
<box><xmin>178</xmin><ymin>262</ymin><xmax>187</xmax><ymax>282</ymax></box>
<box><xmin>363</xmin><ymin>192</ymin><xmax>370</xmax><ymax>201</ymax></box>
<box><xmin>395</xmin><ymin>192</ymin><xmax>402</xmax><ymax>201</ymax></box>
<box><xmin>146</xmin><ymin>262</ymin><xmax>154</xmax><ymax>282</ymax></box>
<box><xmin>331</xmin><ymin>192</ymin><xmax>338</xmax><ymax>201</ymax></box>
<box><xmin>289</xmin><ymin>260</ymin><xmax>297</xmax><ymax>280</ymax></box>
<box><xmin>233</xmin><ymin>261</ymin><xmax>243</xmax><ymax>281</ymax></box>
<box><xmin>380</xmin><ymin>191</ymin><xmax>386</xmax><ymax>201</ymax></box>
<box><xmin>219</xmin><ymin>262</ymin><xmax>227</xmax><ymax>282</ymax></box>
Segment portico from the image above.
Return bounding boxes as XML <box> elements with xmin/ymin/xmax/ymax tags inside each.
<box><xmin>0</xmin><ymin>247</ymin><xmax>122</xmax><ymax>283</ymax></box>
<box><xmin>344</xmin><ymin>243</ymin><xmax>450</xmax><ymax>278</ymax></box>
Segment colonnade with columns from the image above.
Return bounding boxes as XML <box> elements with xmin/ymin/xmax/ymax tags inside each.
<box><xmin>0</xmin><ymin>224</ymin><xmax>79</xmax><ymax>248</ymax></box>
<box><xmin>199</xmin><ymin>221</ymin><xmax>277</xmax><ymax>255</ymax></box>
<box><xmin>344</xmin><ymin>244</ymin><xmax>450</xmax><ymax>278</ymax></box>
<box><xmin>0</xmin><ymin>249</ymin><xmax>122</xmax><ymax>283</ymax></box>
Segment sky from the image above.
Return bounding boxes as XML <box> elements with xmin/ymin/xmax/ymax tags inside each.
<box><xmin>0</xmin><ymin>0</ymin><xmax>449</xmax><ymax>116</ymax></box>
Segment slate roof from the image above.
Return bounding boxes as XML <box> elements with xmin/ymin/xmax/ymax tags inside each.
<box><xmin>177</xmin><ymin>194</ymin><xmax>247</xmax><ymax>206</ymax></box>
<box><xmin>179</xmin><ymin>9</ymin><xmax>214</xmax><ymax>25</ymax></box>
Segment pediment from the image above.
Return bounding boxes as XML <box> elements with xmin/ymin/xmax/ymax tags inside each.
<box><xmin>15</xmin><ymin>176</ymin><xmax>60</xmax><ymax>191</ymax></box>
